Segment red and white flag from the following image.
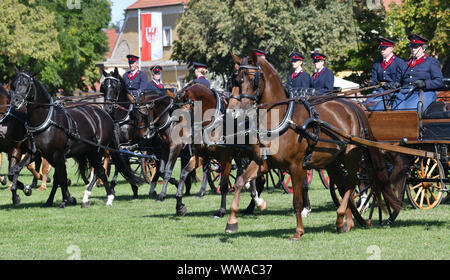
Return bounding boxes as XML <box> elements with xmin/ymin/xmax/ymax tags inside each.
<box><xmin>140</xmin><ymin>12</ymin><xmax>163</xmax><ymax>61</ymax></box>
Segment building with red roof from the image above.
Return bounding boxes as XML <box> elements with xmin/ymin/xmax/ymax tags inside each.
<box><xmin>96</xmin><ymin>0</ymin><xmax>190</xmax><ymax>88</ymax></box>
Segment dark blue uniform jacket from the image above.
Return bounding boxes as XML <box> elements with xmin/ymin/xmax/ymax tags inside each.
<box><xmin>146</xmin><ymin>80</ymin><xmax>165</xmax><ymax>92</ymax></box>
<box><xmin>194</xmin><ymin>76</ymin><xmax>211</xmax><ymax>88</ymax></box>
<box><xmin>311</xmin><ymin>68</ymin><xmax>334</xmax><ymax>94</ymax></box>
<box><xmin>369</xmin><ymin>55</ymin><xmax>405</xmax><ymax>86</ymax></box>
<box><xmin>397</xmin><ymin>55</ymin><xmax>444</xmax><ymax>90</ymax></box>
<box><xmin>287</xmin><ymin>71</ymin><xmax>311</xmax><ymax>89</ymax></box>
<box><xmin>122</xmin><ymin>70</ymin><xmax>148</xmax><ymax>93</ymax></box>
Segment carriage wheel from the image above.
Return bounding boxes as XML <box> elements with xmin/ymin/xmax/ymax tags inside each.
<box><xmin>319</xmin><ymin>169</ymin><xmax>330</xmax><ymax>189</ymax></box>
<box><xmin>141</xmin><ymin>157</ymin><xmax>157</xmax><ymax>184</ymax></box>
<box><xmin>206</xmin><ymin>159</ymin><xmax>237</xmax><ymax>194</ymax></box>
<box><xmin>406</xmin><ymin>157</ymin><xmax>445</xmax><ymax>210</ymax></box>
<box><xmin>329</xmin><ymin>175</ymin><xmax>400</xmax><ymax>227</ymax></box>
<box><xmin>278</xmin><ymin>169</ymin><xmax>313</xmax><ymax>194</ymax></box>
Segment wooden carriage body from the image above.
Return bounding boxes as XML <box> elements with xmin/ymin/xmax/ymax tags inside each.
<box><xmin>365</xmin><ymin>89</ymin><xmax>450</xmax><ymax>210</ymax></box>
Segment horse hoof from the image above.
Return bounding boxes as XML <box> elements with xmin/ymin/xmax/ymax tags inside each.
<box><xmin>289</xmin><ymin>236</ymin><xmax>301</xmax><ymax>242</ymax></box>
<box><xmin>337</xmin><ymin>223</ymin><xmax>349</xmax><ymax>234</ymax></box>
<box><xmin>257</xmin><ymin>200</ymin><xmax>266</xmax><ymax>211</ymax></box>
<box><xmin>81</xmin><ymin>201</ymin><xmax>91</xmax><ymax>208</ymax></box>
<box><xmin>24</xmin><ymin>186</ymin><xmax>32</xmax><ymax>196</ymax></box>
<box><xmin>156</xmin><ymin>195</ymin><xmax>165</xmax><ymax>202</ymax></box>
<box><xmin>212</xmin><ymin>209</ymin><xmax>226</xmax><ymax>219</ymax></box>
<box><xmin>42</xmin><ymin>202</ymin><xmax>53</xmax><ymax>208</ymax></box>
<box><xmin>196</xmin><ymin>191</ymin><xmax>205</xmax><ymax>198</ymax></box>
<box><xmin>59</xmin><ymin>202</ymin><xmax>66</xmax><ymax>209</ymax></box>
<box><xmin>12</xmin><ymin>196</ymin><xmax>21</xmax><ymax>206</ymax></box>
<box><xmin>67</xmin><ymin>179</ymin><xmax>72</xmax><ymax>186</ymax></box>
<box><xmin>225</xmin><ymin>223</ymin><xmax>238</xmax><ymax>234</ymax></box>
<box><xmin>176</xmin><ymin>205</ymin><xmax>187</xmax><ymax>216</ymax></box>
<box><xmin>1</xmin><ymin>177</ymin><xmax>7</xmax><ymax>185</ymax></box>
<box><xmin>69</xmin><ymin>197</ymin><xmax>77</xmax><ymax>206</ymax></box>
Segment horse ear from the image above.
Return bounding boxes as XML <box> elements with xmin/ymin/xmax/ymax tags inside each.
<box><xmin>114</xmin><ymin>67</ymin><xmax>119</xmax><ymax>76</ymax></box>
<box><xmin>250</xmin><ymin>50</ymin><xmax>258</xmax><ymax>64</ymax></box>
<box><xmin>13</xmin><ymin>65</ymin><xmax>20</xmax><ymax>75</ymax></box>
<box><xmin>165</xmin><ymin>89</ymin><xmax>176</xmax><ymax>100</ymax></box>
<box><xmin>102</xmin><ymin>69</ymin><xmax>108</xmax><ymax>77</ymax></box>
<box><xmin>231</xmin><ymin>53</ymin><xmax>242</xmax><ymax>65</ymax></box>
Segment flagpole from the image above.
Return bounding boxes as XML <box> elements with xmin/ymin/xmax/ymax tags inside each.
<box><xmin>138</xmin><ymin>8</ymin><xmax>141</xmax><ymax>70</ymax></box>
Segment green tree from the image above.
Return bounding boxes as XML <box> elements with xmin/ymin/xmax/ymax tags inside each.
<box><xmin>172</xmin><ymin>0</ymin><xmax>359</xmax><ymax>83</ymax></box>
<box><xmin>30</xmin><ymin>0</ymin><xmax>111</xmax><ymax>94</ymax></box>
<box><xmin>384</xmin><ymin>0</ymin><xmax>449</xmax><ymax>75</ymax></box>
<box><xmin>0</xmin><ymin>0</ymin><xmax>60</xmax><ymax>82</ymax></box>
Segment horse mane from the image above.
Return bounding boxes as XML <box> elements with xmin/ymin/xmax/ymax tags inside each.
<box><xmin>29</xmin><ymin>74</ymin><xmax>54</xmax><ymax>100</ymax></box>
<box><xmin>256</xmin><ymin>56</ymin><xmax>289</xmax><ymax>98</ymax></box>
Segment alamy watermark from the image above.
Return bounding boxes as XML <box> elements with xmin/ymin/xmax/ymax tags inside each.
<box><xmin>67</xmin><ymin>0</ymin><xmax>81</xmax><ymax>10</ymax></box>
<box><xmin>66</xmin><ymin>245</ymin><xmax>81</xmax><ymax>260</ymax></box>
<box><xmin>366</xmin><ymin>245</ymin><xmax>381</xmax><ymax>260</ymax></box>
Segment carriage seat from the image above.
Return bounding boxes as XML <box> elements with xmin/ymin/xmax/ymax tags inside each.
<box><xmin>422</xmin><ymin>101</ymin><xmax>450</xmax><ymax>119</ymax></box>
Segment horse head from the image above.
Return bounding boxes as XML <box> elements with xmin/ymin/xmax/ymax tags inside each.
<box><xmin>10</xmin><ymin>70</ymin><xmax>38</xmax><ymax>110</ymax></box>
<box><xmin>101</xmin><ymin>67</ymin><xmax>126</xmax><ymax>114</ymax></box>
<box><xmin>228</xmin><ymin>51</ymin><xmax>269</xmax><ymax>119</ymax></box>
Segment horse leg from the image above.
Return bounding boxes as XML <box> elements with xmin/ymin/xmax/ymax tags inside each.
<box><xmin>57</xmin><ymin>160</ymin><xmax>76</xmax><ymax>208</ymax></box>
<box><xmin>124</xmin><ymin>157</ymin><xmax>138</xmax><ymax>199</ymax></box>
<box><xmin>157</xmin><ymin>144</ymin><xmax>182</xmax><ymax>202</ymax></box>
<box><xmin>290</xmin><ymin>169</ymin><xmax>306</xmax><ymax>241</ymax></box>
<box><xmin>301</xmin><ymin>176</ymin><xmax>312</xmax><ymax>217</ymax></box>
<box><xmin>148</xmin><ymin>160</ymin><xmax>162</xmax><ymax>198</ymax></box>
<box><xmin>93</xmin><ymin>158</ymin><xmax>115</xmax><ymax>207</ymax></box>
<box><xmin>81</xmin><ymin>172</ymin><xmax>97</xmax><ymax>208</ymax></box>
<box><xmin>27</xmin><ymin>156</ymin><xmax>41</xmax><ymax>189</ymax></box>
<box><xmin>243</xmin><ymin>175</ymin><xmax>266</xmax><ymax>214</ymax></box>
<box><xmin>37</xmin><ymin>158</ymin><xmax>51</xmax><ymax>190</ymax></box>
<box><xmin>213</xmin><ymin>157</ymin><xmax>233</xmax><ymax>218</ymax></box>
<box><xmin>197</xmin><ymin>162</ymin><xmax>209</xmax><ymax>197</ymax></box>
<box><xmin>8</xmin><ymin>151</ymin><xmax>34</xmax><ymax>205</ymax></box>
<box><xmin>44</xmin><ymin>172</ymin><xmax>59</xmax><ymax>207</ymax></box>
<box><xmin>226</xmin><ymin>160</ymin><xmax>267</xmax><ymax>234</ymax></box>
<box><xmin>175</xmin><ymin>155</ymin><xmax>204</xmax><ymax>216</ymax></box>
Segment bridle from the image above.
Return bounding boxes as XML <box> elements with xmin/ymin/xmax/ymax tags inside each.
<box><xmin>11</xmin><ymin>72</ymin><xmax>35</xmax><ymax>110</ymax></box>
<box><xmin>230</xmin><ymin>56</ymin><xmax>265</xmax><ymax>103</ymax></box>
<box><xmin>102</xmin><ymin>75</ymin><xmax>123</xmax><ymax>114</ymax></box>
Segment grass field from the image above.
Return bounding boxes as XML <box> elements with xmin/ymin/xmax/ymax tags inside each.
<box><xmin>0</xmin><ymin>156</ymin><xmax>448</xmax><ymax>260</ymax></box>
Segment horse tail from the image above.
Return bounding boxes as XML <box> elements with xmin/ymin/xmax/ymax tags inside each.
<box><xmin>73</xmin><ymin>155</ymin><xmax>90</xmax><ymax>183</ymax></box>
<box><xmin>354</xmin><ymin>103</ymin><xmax>403</xmax><ymax>213</ymax></box>
<box><xmin>366</xmin><ymin>146</ymin><xmax>403</xmax><ymax>213</ymax></box>
<box><xmin>109</xmin><ymin>137</ymin><xmax>145</xmax><ymax>186</ymax></box>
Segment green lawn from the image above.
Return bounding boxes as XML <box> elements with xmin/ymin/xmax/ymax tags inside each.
<box><xmin>0</xmin><ymin>156</ymin><xmax>448</xmax><ymax>260</ymax></box>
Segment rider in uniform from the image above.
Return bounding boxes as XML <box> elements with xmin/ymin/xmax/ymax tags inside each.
<box><xmin>393</xmin><ymin>33</ymin><xmax>444</xmax><ymax>111</ymax></box>
<box><xmin>287</xmin><ymin>51</ymin><xmax>311</xmax><ymax>89</ymax></box>
<box><xmin>193</xmin><ymin>62</ymin><xmax>211</xmax><ymax>89</ymax></box>
<box><xmin>123</xmin><ymin>54</ymin><xmax>148</xmax><ymax>98</ymax></box>
<box><xmin>364</xmin><ymin>37</ymin><xmax>406</xmax><ymax>110</ymax></box>
<box><xmin>253</xmin><ymin>49</ymin><xmax>266</xmax><ymax>59</ymax></box>
<box><xmin>287</xmin><ymin>51</ymin><xmax>312</xmax><ymax>218</ymax></box>
<box><xmin>146</xmin><ymin>65</ymin><xmax>165</xmax><ymax>92</ymax></box>
<box><xmin>310</xmin><ymin>52</ymin><xmax>334</xmax><ymax>95</ymax></box>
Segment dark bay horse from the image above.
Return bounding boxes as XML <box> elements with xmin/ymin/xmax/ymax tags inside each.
<box><xmin>99</xmin><ymin>68</ymin><xmax>150</xmax><ymax>199</ymax></box>
<box><xmin>0</xmin><ymin>84</ymin><xmax>51</xmax><ymax>204</ymax></box>
<box><xmin>9</xmin><ymin>71</ymin><xmax>143</xmax><ymax>208</ymax></box>
<box><xmin>226</xmin><ymin>52</ymin><xmax>402</xmax><ymax>240</ymax></box>
<box><xmin>168</xmin><ymin>83</ymin><xmax>265</xmax><ymax>217</ymax></box>
<box><xmin>137</xmin><ymin>90</ymin><xmax>185</xmax><ymax>202</ymax></box>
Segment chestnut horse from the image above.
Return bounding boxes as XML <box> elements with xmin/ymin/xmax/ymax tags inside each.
<box><xmin>171</xmin><ymin>84</ymin><xmax>265</xmax><ymax>217</ymax></box>
<box><xmin>226</xmin><ymin>51</ymin><xmax>402</xmax><ymax>240</ymax></box>
<box><xmin>0</xmin><ymin>84</ymin><xmax>50</xmax><ymax>204</ymax></box>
